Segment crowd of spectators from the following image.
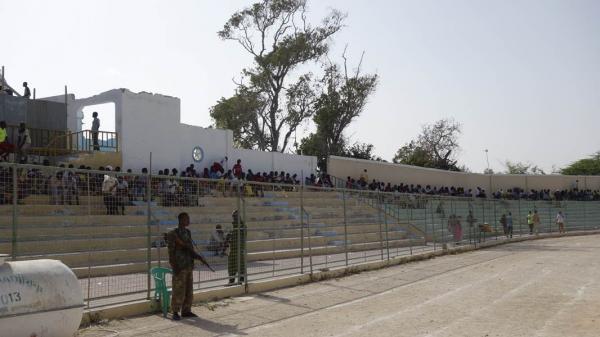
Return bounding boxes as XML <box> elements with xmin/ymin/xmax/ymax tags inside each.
<box><xmin>0</xmin><ymin>158</ymin><xmax>334</xmax><ymax>214</ymax></box>
<box><xmin>2</xmin><ymin>159</ymin><xmax>600</xmax><ymax>215</ymax></box>
<box><xmin>346</xmin><ymin>169</ymin><xmax>600</xmax><ymax>202</ymax></box>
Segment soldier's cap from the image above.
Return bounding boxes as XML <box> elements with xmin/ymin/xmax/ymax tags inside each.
<box><xmin>232</xmin><ymin>209</ymin><xmax>239</xmax><ymax>216</ymax></box>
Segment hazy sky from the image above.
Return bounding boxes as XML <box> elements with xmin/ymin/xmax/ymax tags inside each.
<box><xmin>2</xmin><ymin>0</ymin><xmax>599</xmax><ymax>173</ymax></box>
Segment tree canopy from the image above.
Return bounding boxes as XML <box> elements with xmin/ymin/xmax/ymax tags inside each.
<box><xmin>392</xmin><ymin>118</ymin><xmax>463</xmax><ymax>171</ymax></box>
<box><xmin>503</xmin><ymin>161</ymin><xmax>546</xmax><ymax>175</ymax></box>
<box><xmin>212</xmin><ymin>0</ymin><xmax>345</xmax><ymax>152</ymax></box>
<box><xmin>561</xmin><ymin>152</ymin><xmax>600</xmax><ymax>175</ymax></box>
<box><xmin>297</xmin><ymin>48</ymin><xmax>378</xmax><ymax>170</ymax></box>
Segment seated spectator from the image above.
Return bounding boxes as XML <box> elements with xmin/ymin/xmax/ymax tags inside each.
<box><xmin>208</xmin><ymin>224</ymin><xmax>228</xmax><ymax>256</ymax></box>
<box><xmin>209</xmin><ymin>165</ymin><xmax>222</xmax><ymax>179</ymax></box>
<box><xmin>23</xmin><ymin>82</ymin><xmax>31</xmax><ymax>99</ymax></box>
<box><xmin>287</xmin><ymin>173</ymin><xmax>294</xmax><ymax>185</ymax></box>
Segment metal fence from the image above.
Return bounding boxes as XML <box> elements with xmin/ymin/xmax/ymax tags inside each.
<box><xmin>0</xmin><ymin>162</ymin><xmax>599</xmax><ymax>309</ymax></box>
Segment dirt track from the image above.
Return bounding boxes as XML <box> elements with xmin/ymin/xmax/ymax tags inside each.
<box><xmin>78</xmin><ymin>235</ymin><xmax>600</xmax><ymax>337</ymax></box>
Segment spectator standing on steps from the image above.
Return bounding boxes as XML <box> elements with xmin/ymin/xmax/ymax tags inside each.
<box><xmin>527</xmin><ymin>211</ymin><xmax>534</xmax><ymax>235</ymax></box>
<box><xmin>232</xmin><ymin>159</ymin><xmax>243</xmax><ymax>179</ymax></box>
<box><xmin>532</xmin><ymin>210</ymin><xmax>541</xmax><ymax>235</ymax></box>
<box><xmin>227</xmin><ymin>209</ymin><xmax>246</xmax><ymax>285</ymax></box>
<box><xmin>91</xmin><ymin>112</ymin><xmax>100</xmax><ymax>151</ymax></box>
<box><xmin>506</xmin><ymin>212</ymin><xmax>514</xmax><ymax>238</ymax></box>
<box><xmin>556</xmin><ymin>211</ymin><xmax>566</xmax><ymax>234</ymax></box>
<box><xmin>466</xmin><ymin>210</ymin><xmax>476</xmax><ymax>243</ymax></box>
<box><xmin>116</xmin><ymin>175</ymin><xmax>129</xmax><ymax>215</ymax></box>
<box><xmin>0</xmin><ymin>121</ymin><xmax>11</xmax><ymax>161</ymax></box>
<box><xmin>500</xmin><ymin>214</ymin><xmax>508</xmax><ymax>238</ymax></box>
<box><xmin>102</xmin><ymin>166</ymin><xmax>118</xmax><ymax>215</ymax></box>
<box><xmin>17</xmin><ymin>123</ymin><xmax>31</xmax><ymax>163</ymax></box>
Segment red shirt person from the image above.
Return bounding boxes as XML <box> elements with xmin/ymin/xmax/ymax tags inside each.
<box><xmin>232</xmin><ymin>159</ymin><xmax>243</xmax><ymax>179</ymax></box>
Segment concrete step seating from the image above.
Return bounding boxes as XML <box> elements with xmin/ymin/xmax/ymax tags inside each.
<box><xmin>65</xmin><ymin>237</ymin><xmax>425</xmax><ymax>278</ymax></box>
<box><xmin>0</xmin><ymin>224</ymin><xmax>409</xmax><ymax>257</ymax></box>
<box><xmin>0</xmin><ymin>190</ymin><xmax>424</xmax><ymax>277</ymax></box>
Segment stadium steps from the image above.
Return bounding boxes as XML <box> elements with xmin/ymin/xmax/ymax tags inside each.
<box><xmin>1</xmin><ymin>228</ymin><xmax>409</xmax><ymax>257</ymax></box>
<box><xmin>64</xmin><ymin>237</ymin><xmax>427</xmax><ymax>278</ymax></box>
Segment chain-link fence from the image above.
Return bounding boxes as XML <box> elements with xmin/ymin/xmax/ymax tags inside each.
<box><xmin>1</xmin><ymin>162</ymin><xmax>598</xmax><ymax>309</ymax></box>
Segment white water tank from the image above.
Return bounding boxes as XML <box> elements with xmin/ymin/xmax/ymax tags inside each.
<box><xmin>0</xmin><ymin>255</ymin><xmax>84</xmax><ymax>337</ymax></box>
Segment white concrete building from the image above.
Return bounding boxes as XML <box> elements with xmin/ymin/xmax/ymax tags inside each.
<box><xmin>52</xmin><ymin>88</ymin><xmax>317</xmax><ymax>175</ymax></box>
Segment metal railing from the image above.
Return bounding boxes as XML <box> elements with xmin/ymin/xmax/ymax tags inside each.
<box><xmin>0</xmin><ymin>162</ymin><xmax>599</xmax><ymax>310</ymax></box>
<box><xmin>4</xmin><ymin>124</ymin><xmax>69</xmax><ymax>153</ymax></box>
<box><xmin>68</xmin><ymin>130</ymin><xmax>118</xmax><ymax>153</ymax></box>
<box><xmin>2</xmin><ymin>126</ymin><xmax>118</xmax><ymax>160</ymax></box>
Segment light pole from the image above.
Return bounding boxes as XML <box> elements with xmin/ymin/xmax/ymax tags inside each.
<box><xmin>485</xmin><ymin>149</ymin><xmax>490</xmax><ymax>171</ymax></box>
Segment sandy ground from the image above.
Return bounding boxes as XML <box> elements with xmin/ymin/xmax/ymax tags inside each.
<box><xmin>77</xmin><ymin>235</ymin><xmax>600</xmax><ymax>337</ymax></box>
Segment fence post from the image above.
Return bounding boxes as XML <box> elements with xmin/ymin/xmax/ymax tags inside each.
<box><xmin>431</xmin><ymin>199</ymin><xmax>436</xmax><ymax>251</ymax></box>
<box><xmin>548</xmin><ymin>205</ymin><xmax>552</xmax><ymax>233</ymax></box>
<box><xmin>146</xmin><ymin>156</ymin><xmax>152</xmax><ymax>300</ymax></box>
<box><xmin>481</xmin><ymin>200</ymin><xmax>486</xmax><ymax>245</ymax></box>
<box><xmin>384</xmin><ymin>203</ymin><xmax>390</xmax><ymax>260</ymax></box>
<box><xmin>493</xmin><ymin>200</ymin><xmax>498</xmax><ymax>240</ymax></box>
<box><xmin>377</xmin><ymin>191</ymin><xmax>384</xmax><ymax>260</ymax></box>
<box><xmin>307</xmin><ymin>212</ymin><xmax>313</xmax><ymax>275</ymax></box>
<box><xmin>343</xmin><ymin>188</ymin><xmax>349</xmax><ymax>266</ymax></box>
<box><xmin>242</xmin><ymin>183</ymin><xmax>248</xmax><ymax>288</ymax></box>
<box><xmin>300</xmin><ymin>171</ymin><xmax>304</xmax><ymax>274</ymax></box>
<box><xmin>235</xmin><ymin>182</ymin><xmax>242</xmax><ymax>285</ymax></box>
<box><xmin>518</xmin><ymin>198</ymin><xmax>522</xmax><ymax>237</ymax></box>
<box><xmin>583</xmin><ymin>201</ymin><xmax>587</xmax><ymax>231</ymax></box>
<box><xmin>86</xmin><ymin>172</ymin><xmax>92</xmax><ymax>308</ymax></box>
<box><xmin>11</xmin><ymin>163</ymin><xmax>17</xmax><ymax>261</ymax></box>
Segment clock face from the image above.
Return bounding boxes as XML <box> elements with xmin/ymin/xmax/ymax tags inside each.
<box><xmin>192</xmin><ymin>146</ymin><xmax>204</xmax><ymax>162</ymax></box>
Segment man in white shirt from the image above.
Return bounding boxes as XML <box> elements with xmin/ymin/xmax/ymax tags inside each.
<box><xmin>556</xmin><ymin>211</ymin><xmax>566</xmax><ymax>234</ymax></box>
<box><xmin>102</xmin><ymin>166</ymin><xmax>118</xmax><ymax>215</ymax></box>
<box><xmin>17</xmin><ymin>123</ymin><xmax>31</xmax><ymax>163</ymax></box>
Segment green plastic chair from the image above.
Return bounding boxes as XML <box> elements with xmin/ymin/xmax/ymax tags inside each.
<box><xmin>151</xmin><ymin>267</ymin><xmax>172</xmax><ymax>317</ymax></box>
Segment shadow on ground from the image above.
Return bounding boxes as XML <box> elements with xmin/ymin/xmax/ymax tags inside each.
<box><xmin>181</xmin><ymin>316</ymin><xmax>249</xmax><ymax>335</ymax></box>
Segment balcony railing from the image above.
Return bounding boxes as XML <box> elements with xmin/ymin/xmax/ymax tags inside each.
<box><xmin>3</xmin><ymin>125</ymin><xmax>118</xmax><ymax>157</ymax></box>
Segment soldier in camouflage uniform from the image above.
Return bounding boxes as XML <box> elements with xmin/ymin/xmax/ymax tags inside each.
<box><xmin>166</xmin><ymin>212</ymin><xmax>213</xmax><ymax>320</ymax></box>
<box><xmin>227</xmin><ymin>209</ymin><xmax>246</xmax><ymax>285</ymax></box>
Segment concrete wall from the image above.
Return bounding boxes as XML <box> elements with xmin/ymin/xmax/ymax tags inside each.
<box><xmin>230</xmin><ymin>148</ymin><xmax>317</xmax><ymax>177</ymax></box>
<box><xmin>327</xmin><ymin>156</ymin><xmax>600</xmax><ymax>192</ymax></box>
<box><xmin>64</xmin><ymin>88</ymin><xmax>317</xmax><ymax>175</ymax></box>
<box><xmin>177</xmin><ymin>123</ymin><xmax>232</xmax><ymax>172</ymax></box>
<box><xmin>119</xmin><ymin>90</ymin><xmax>178</xmax><ymax>171</ymax></box>
<box><xmin>0</xmin><ymin>95</ymin><xmax>67</xmax><ymax>130</ymax></box>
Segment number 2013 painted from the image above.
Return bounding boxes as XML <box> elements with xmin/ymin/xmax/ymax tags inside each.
<box><xmin>0</xmin><ymin>291</ymin><xmax>22</xmax><ymax>306</ymax></box>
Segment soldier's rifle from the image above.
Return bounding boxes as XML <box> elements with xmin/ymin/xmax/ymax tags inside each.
<box><xmin>171</xmin><ymin>232</ymin><xmax>216</xmax><ymax>272</ymax></box>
